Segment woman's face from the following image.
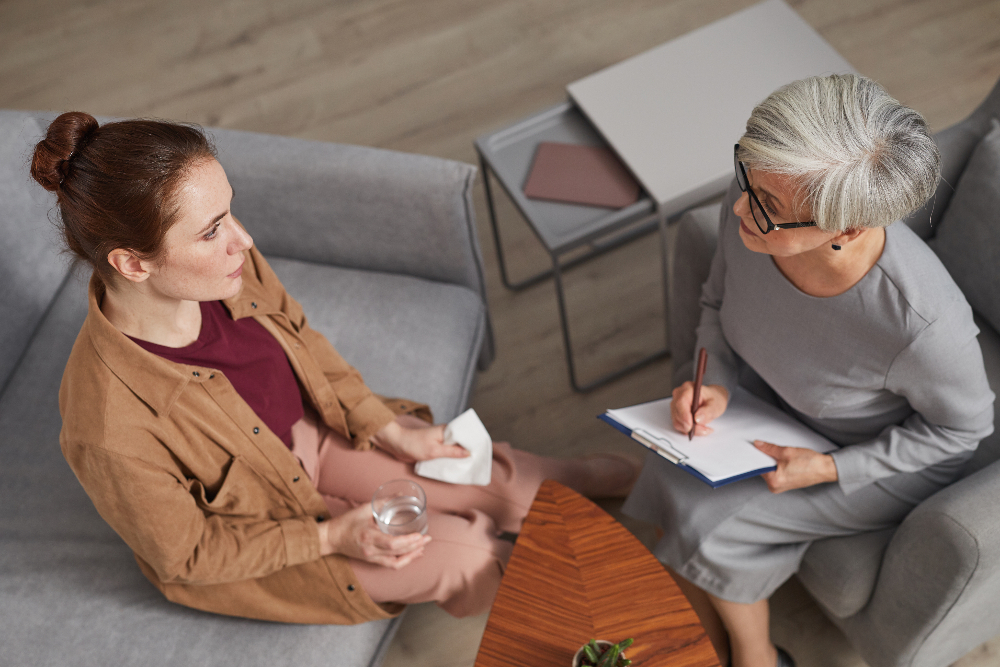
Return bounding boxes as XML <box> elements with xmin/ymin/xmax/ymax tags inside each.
<box><xmin>146</xmin><ymin>158</ymin><xmax>253</xmax><ymax>302</ymax></box>
<box><xmin>734</xmin><ymin>169</ymin><xmax>837</xmax><ymax>257</ymax></box>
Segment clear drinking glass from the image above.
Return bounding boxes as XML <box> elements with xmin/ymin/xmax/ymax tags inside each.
<box><xmin>371</xmin><ymin>479</ymin><xmax>428</xmax><ymax>535</ymax></box>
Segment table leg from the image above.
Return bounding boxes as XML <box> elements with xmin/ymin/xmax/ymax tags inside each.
<box><xmin>551</xmin><ymin>251</ymin><xmax>667</xmax><ymax>392</ymax></box>
<box><xmin>479</xmin><ymin>152</ymin><xmax>553</xmax><ymax>291</ymax></box>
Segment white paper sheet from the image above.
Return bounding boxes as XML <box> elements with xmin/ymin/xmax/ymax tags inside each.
<box><xmin>605</xmin><ymin>387</ymin><xmax>836</xmax><ymax>483</ymax></box>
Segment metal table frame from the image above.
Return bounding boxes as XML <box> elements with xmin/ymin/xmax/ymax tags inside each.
<box><xmin>475</xmin><ymin>102</ymin><xmax>672</xmax><ymax>391</ymax></box>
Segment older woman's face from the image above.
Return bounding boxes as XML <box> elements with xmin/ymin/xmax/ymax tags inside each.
<box><xmin>734</xmin><ymin>169</ymin><xmax>836</xmax><ymax>257</ymax></box>
<box><xmin>146</xmin><ymin>159</ymin><xmax>254</xmax><ymax>302</ymax></box>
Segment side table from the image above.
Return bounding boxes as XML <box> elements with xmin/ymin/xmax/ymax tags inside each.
<box><xmin>475</xmin><ymin>103</ymin><xmax>665</xmax><ymax>392</ymax></box>
<box><xmin>473</xmin><ymin>480</ymin><xmax>720</xmax><ymax>667</ymax></box>
<box><xmin>476</xmin><ymin>0</ymin><xmax>856</xmax><ymax>392</ymax></box>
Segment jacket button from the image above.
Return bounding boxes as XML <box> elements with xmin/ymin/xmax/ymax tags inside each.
<box><xmin>253</xmin><ymin>427</ymin><xmax>260</xmax><ymax>434</ymax></box>
<box><xmin>251</xmin><ymin>302</ymin><xmax>257</xmax><ymax>309</ymax></box>
<box><xmin>192</xmin><ymin>371</ymin><xmax>200</xmax><ymax>377</ymax></box>
<box><xmin>347</xmin><ymin>585</ymin><xmax>355</xmax><ymax>592</ymax></box>
<box><xmin>292</xmin><ymin>476</ymin><xmax>300</xmax><ymax>482</ymax></box>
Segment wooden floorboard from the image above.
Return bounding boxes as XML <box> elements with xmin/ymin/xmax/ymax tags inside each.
<box><xmin>2</xmin><ymin>1</ymin><xmax>999</xmax><ymax>665</ymax></box>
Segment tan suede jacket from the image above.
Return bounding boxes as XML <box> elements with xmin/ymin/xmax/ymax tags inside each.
<box><xmin>59</xmin><ymin>245</ymin><xmax>428</xmax><ymax>624</ymax></box>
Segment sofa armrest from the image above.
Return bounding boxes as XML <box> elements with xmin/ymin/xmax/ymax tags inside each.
<box><xmin>210</xmin><ymin>127</ymin><xmax>494</xmax><ymax>367</ymax></box>
<box><xmin>839</xmin><ymin>460</ymin><xmax>1000</xmax><ymax>667</ymax></box>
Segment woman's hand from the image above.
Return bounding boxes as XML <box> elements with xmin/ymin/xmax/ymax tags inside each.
<box><xmin>671</xmin><ymin>382</ymin><xmax>730</xmax><ymax>436</ymax></box>
<box><xmin>372</xmin><ymin>417</ymin><xmax>470</xmax><ymax>463</ymax></box>
<box><xmin>319</xmin><ymin>504</ymin><xmax>430</xmax><ymax>569</ymax></box>
<box><xmin>755</xmin><ymin>441</ymin><xmax>838</xmax><ymax>493</ymax></box>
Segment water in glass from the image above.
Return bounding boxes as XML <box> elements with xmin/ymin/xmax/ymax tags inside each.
<box><xmin>376</xmin><ymin>495</ymin><xmax>428</xmax><ymax>535</ymax></box>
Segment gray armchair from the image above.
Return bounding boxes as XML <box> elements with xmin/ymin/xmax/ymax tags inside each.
<box><xmin>668</xmin><ymin>77</ymin><xmax>1000</xmax><ymax>667</ymax></box>
<box><xmin>0</xmin><ymin>111</ymin><xmax>492</xmax><ymax>667</ymax></box>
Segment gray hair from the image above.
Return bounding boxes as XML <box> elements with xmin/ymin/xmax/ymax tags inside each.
<box><xmin>737</xmin><ymin>74</ymin><xmax>940</xmax><ymax>233</ymax></box>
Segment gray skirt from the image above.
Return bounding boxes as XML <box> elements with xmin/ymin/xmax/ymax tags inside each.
<box><xmin>621</xmin><ymin>450</ymin><xmax>957</xmax><ymax>604</ymax></box>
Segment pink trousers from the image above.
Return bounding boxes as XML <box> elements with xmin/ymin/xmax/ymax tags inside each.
<box><xmin>290</xmin><ymin>412</ymin><xmax>571</xmax><ymax>617</ymax></box>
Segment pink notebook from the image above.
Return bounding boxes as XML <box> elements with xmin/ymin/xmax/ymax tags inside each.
<box><xmin>523</xmin><ymin>141</ymin><xmax>640</xmax><ymax>209</ymax></box>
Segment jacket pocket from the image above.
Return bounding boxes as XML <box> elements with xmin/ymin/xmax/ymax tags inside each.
<box><xmin>189</xmin><ymin>455</ymin><xmax>265</xmax><ymax>517</ymax></box>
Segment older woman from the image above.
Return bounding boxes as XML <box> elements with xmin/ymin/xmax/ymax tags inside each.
<box><xmin>34</xmin><ymin>111</ymin><xmax>637</xmax><ymax>625</ymax></box>
<box><xmin>623</xmin><ymin>74</ymin><xmax>995</xmax><ymax>667</ymax></box>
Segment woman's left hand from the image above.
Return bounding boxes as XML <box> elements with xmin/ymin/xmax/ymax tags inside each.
<box><xmin>372</xmin><ymin>418</ymin><xmax>470</xmax><ymax>463</ymax></box>
<box><xmin>754</xmin><ymin>441</ymin><xmax>838</xmax><ymax>493</ymax></box>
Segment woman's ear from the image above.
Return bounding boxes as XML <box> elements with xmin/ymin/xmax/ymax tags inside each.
<box><xmin>832</xmin><ymin>228</ymin><xmax>866</xmax><ymax>247</ymax></box>
<box><xmin>107</xmin><ymin>249</ymin><xmax>151</xmax><ymax>283</ymax></box>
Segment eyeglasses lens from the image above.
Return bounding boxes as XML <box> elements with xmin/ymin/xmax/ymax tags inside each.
<box><xmin>735</xmin><ymin>147</ymin><xmax>771</xmax><ymax>234</ymax></box>
<box><xmin>748</xmin><ymin>193</ymin><xmax>770</xmax><ymax>234</ymax></box>
<box><xmin>735</xmin><ymin>154</ymin><xmax>747</xmax><ymax>191</ymax></box>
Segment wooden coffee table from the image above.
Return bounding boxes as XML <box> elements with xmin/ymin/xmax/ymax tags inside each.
<box><xmin>473</xmin><ymin>480</ymin><xmax>720</xmax><ymax>667</ymax></box>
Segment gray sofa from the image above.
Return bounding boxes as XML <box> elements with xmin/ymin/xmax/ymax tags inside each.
<box><xmin>669</xmin><ymin>77</ymin><xmax>1000</xmax><ymax>667</ymax></box>
<box><xmin>0</xmin><ymin>110</ymin><xmax>492</xmax><ymax>666</ymax></box>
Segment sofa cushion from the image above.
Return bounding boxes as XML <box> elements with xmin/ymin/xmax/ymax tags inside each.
<box><xmin>929</xmin><ymin>118</ymin><xmax>1000</xmax><ymax>334</ymax></box>
<box><xmin>0</xmin><ymin>541</ymin><xmax>401</xmax><ymax>667</ymax></box>
<box><xmin>267</xmin><ymin>257</ymin><xmax>486</xmax><ymax>423</ymax></box>
<box><xmin>0</xmin><ymin>266</ymin><xmax>405</xmax><ymax>667</ymax></box>
<box><xmin>0</xmin><ymin>111</ymin><xmax>72</xmax><ymax>393</ymax></box>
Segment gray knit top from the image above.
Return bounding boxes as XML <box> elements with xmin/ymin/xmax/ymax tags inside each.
<box><xmin>697</xmin><ymin>208</ymin><xmax>995</xmax><ymax>495</ymax></box>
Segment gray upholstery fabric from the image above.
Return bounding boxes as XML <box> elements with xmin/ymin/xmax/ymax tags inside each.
<box><xmin>210</xmin><ymin>125</ymin><xmax>494</xmax><ymax>369</ymax></box>
<box><xmin>798</xmin><ymin>528</ymin><xmax>894</xmax><ymax>619</ymax></box>
<box><xmin>928</xmin><ymin>120</ymin><xmax>1000</xmax><ymax>333</ymax></box>
<box><xmin>1</xmin><ymin>542</ymin><xmax>401</xmax><ymax>667</ymax></box>
<box><xmin>965</xmin><ymin>314</ymin><xmax>1000</xmax><ymax>476</ymax></box>
<box><xmin>835</xmin><ymin>461</ymin><xmax>1000</xmax><ymax>667</ymax></box>
<box><xmin>0</xmin><ymin>267</ymin><xmax>402</xmax><ymax>667</ymax></box>
<box><xmin>268</xmin><ymin>257</ymin><xmax>485</xmax><ymax>422</ymax></box>
<box><xmin>903</xmin><ymin>77</ymin><xmax>1000</xmax><ymax>239</ymax></box>
<box><xmin>669</xmin><ymin>200</ymin><xmax>723</xmax><ymax>389</ymax></box>
<box><xmin>0</xmin><ymin>111</ymin><xmax>71</xmax><ymax>394</ymax></box>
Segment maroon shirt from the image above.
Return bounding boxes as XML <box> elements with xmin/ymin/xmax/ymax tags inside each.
<box><xmin>130</xmin><ymin>300</ymin><xmax>304</xmax><ymax>448</ymax></box>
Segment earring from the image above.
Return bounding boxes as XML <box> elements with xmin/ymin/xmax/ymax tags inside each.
<box><xmin>832</xmin><ymin>244</ymin><xmax>842</xmax><ymax>251</ymax></box>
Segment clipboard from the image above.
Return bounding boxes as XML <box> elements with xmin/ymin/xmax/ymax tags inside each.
<box><xmin>600</xmin><ymin>387</ymin><xmax>836</xmax><ymax>488</ymax></box>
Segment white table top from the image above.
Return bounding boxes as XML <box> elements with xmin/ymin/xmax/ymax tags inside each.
<box><xmin>567</xmin><ymin>0</ymin><xmax>857</xmax><ymax>214</ymax></box>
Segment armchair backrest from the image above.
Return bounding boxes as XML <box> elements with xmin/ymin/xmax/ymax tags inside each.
<box><xmin>902</xmin><ymin>77</ymin><xmax>1000</xmax><ymax>239</ymax></box>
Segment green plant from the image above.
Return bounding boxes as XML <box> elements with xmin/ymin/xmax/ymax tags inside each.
<box><xmin>577</xmin><ymin>638</ymin><xmax>633</xmax><ymax>667</ymax></box>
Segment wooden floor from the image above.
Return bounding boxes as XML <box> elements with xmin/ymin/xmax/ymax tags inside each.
<box><xmin>3</xmin><ymin>0</ymin><xmax>999</xmax><ymax>665</ymax></box>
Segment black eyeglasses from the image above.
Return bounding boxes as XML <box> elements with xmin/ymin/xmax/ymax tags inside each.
<box><xmin>734</xmin><ymin>144</ymin><xmax>816</xmax><ymax>234</ymax></box>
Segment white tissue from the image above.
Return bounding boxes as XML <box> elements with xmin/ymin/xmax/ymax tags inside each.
<box><xmin>414</xmin><ymin>408</ymin><xmax>492</xmax><ymax>486</ymax></box>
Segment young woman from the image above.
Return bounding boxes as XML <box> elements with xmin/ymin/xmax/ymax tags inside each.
<box><xmin>34</xmin><ymin>111</ymin><xmax>638</xmax><ymax>624</ymax></box>
<box><xmin>623</xmin><ymin>75</ymin><xmax>995</xmax><ymax>667</ymax></box>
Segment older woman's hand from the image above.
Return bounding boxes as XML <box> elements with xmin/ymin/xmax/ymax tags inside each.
<box><xmin>671</xmin><ymin>382</ymin><xmax>730</xmax><ymax>436</ymax></box>
<box><xmin>372</xmin><ymin>417</ymin><xmax>470</xmax><ymax>463</ymax></box>
<box><xmin>319</xmin><ymin>504</ymin><xmax>431</xmax><ymax>569</ymax></box>
<box><xmin>754</xmin><ymin>441</ymin><xmax>838</xmax><ymax>493</ymax></box>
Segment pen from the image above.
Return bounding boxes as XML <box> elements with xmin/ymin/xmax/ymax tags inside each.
<box><xmin>689</xmin><ymin>347</ymin><xmax>708</xmax><ymax>441</ymax></box>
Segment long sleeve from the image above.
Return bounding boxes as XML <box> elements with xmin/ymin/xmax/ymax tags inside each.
<box><xmin>830</xmin><ymin>299</ymin><xmax>995</xmax><ymax>494</ymax></box>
